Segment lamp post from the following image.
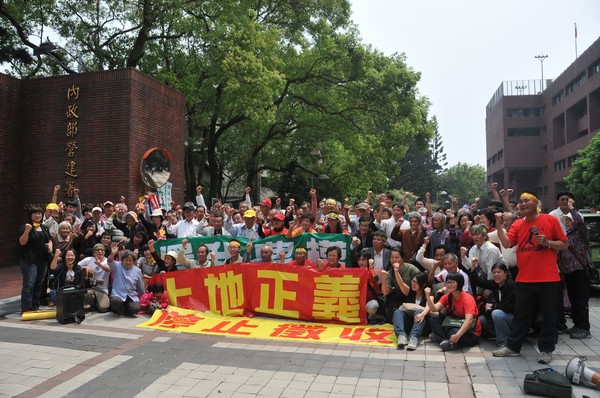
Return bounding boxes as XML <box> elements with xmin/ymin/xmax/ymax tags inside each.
<box><xmin>535</xmin><ymin>54</ymin><xmax>548</xmax><ymax>91</ymax></box>
<box><xmin>437</xmin><ymin>191</ymin><xmax>447</xmax><ymax>206</ymax></box>
<box><xmin>515</xmin><ymin>85</ymin><xmax>527</xmax><ymax>95</ymax></box>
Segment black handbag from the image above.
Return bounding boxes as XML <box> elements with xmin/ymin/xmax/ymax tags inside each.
<box><xmin>523</xmin><ymin>368</ymin><xmax>572</xmax><ymax>398</ymax></box>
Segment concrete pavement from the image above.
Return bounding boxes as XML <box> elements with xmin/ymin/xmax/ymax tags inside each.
<box><xmin>1</xmin><ymin>271</ymin><xmax>600</xmax><ymax>397</ymax></box>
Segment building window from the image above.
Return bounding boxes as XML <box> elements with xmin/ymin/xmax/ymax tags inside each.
<box><xmin>567</xmin><ymin>154</ymin><xmax>579</xmax><ymax>167</ymax></box>
<box><xmin>507</xmin><ymin>127</ymin><xmax>541</xmax><ymax>136</ymax></box>
<box><xmin>565</xmin><ymin>73</ymin><xmax>587</xmax><ymax>96</ymax></box>
<box><xmin>552</xmin><ymin>91</ymin><xmax>564</xmax><ymax>106</ymax></box>
<box><xmin>507</xmin><ymin>108</ymin><xmax>541</xmax><ymax>117</ymax></box>
<box><xmin>554</xmin><ymin>159</ymin><xmax>567</xmax><ymax>171</ymax></box>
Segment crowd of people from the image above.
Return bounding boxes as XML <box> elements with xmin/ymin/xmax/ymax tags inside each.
<box><xmin>17</xmin><ymin>183</ymin><xmax>596</xmax><ymax>364</ymax></box>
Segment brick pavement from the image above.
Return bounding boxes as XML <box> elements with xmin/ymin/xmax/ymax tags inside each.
<box><xmin>1</xmin><ymin>279</ymin><xmax>600</xmax><ymax>397</ymax></box>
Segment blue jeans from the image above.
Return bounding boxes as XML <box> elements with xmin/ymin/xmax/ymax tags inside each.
<box><xmin>479</xmin><ymin>310</ymin><xmax>514</xmax><ymax>346</ymax></box>
<box><xmin>20</xmin><ymin>260</ymin><xmax>47</xmax><ymax>312</ymax></box>
<box><xmin>393</xmin><ymin>308</ymin><xmax>426</xmax><ymax>338</ymax></box>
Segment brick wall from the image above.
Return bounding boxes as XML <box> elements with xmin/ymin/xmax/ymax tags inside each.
<box><xmin>1</xmin><ymin>68</ymin><xmax>186</xmax><ymax>267</ymax></box>
<box><xmin>0</xmin><ymin>74</ymin><xmax>22</xmax><ymax>263</ymax></box>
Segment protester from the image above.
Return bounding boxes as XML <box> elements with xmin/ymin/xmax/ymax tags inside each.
<box><xmin>492</xmin><ymin>191</ymin><xmax>567</xmax><ymax>364</ymax></box>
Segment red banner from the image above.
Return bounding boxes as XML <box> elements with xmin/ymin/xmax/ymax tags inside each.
<box><xmin>149</xmin><ymin>263</ymin><xmax>370</xmax><ymax>325</ymax></box>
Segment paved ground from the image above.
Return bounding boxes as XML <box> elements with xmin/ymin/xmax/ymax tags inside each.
<box><xmin>1</xmin><ymin>264</ymin><xmax>600</xmax><ymax>398</ymax></box>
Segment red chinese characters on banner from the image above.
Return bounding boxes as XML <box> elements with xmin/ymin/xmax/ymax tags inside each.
<box><xmin>146</xmin><ymin>310</ymin><xmax>204</xmax><ymax>329</ymax></box>
<box><xmin>339</xmin><ymin>327</ymin><xmax>395</xmax><ymax>344</ymax></box>
<box><xmin>149</xmin><ymin>264</ymin><xmax>369</xmax><ymax>325</ymax></box>
<box><xmin>202</xmin><ymin>320</ymin><xmax>258</xmax><ymax>335</ymax></box>
<box><xmin>270</xmin><ymin>324</ymin><xmax>327</xmax><ymax>340</ymax></box>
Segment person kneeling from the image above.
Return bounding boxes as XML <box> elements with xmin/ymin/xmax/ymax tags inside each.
<box><xmin>425</xmin><ymin>272</ymin><xmax>481</xmax><ymax>351</ymax></box>
<box><xmin>107</xmin><ymin>243</ymin><xmax>145</xmax><ymax>316</ymax></box>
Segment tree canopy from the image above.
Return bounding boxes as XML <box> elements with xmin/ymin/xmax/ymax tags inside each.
<box><xmin>1</xmin><ymin>0</ymin><xmax>439</xmax><ymax>202</ymax></box>
<box><xmin>566</xmin><ymin>134</ymin><xmax>600</xmax><ymax>205</ymax></box>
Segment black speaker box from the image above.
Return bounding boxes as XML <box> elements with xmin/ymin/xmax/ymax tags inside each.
<box><xmin>56</xmin><ymin>287</ymin><xmax>85</xmax><ymax>324</ymax></box>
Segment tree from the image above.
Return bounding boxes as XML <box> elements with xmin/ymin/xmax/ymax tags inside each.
<box><xmin>1</xmin><ymin>0</ymin><xmax>435</xmax><ymax>203</ymax></box>
<box><xmin>438</xmin><ymin>163</ymin><xmax>486</xmax><ymax>208</ymax></box>
<box><xmin>566</xmin><ymin>134</ymin><xmax>600</xmax><ymax>205</ymax></box>
<box><xmin>388</xmin><ymin>117</ymin><xmax>443</xmax><ymax>197</ymax></box>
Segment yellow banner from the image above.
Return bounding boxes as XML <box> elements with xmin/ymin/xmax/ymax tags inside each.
<box><xmin>137</xmin><ymin>306</ymin><xmax>396</xmax><ymax>347</ymax></box>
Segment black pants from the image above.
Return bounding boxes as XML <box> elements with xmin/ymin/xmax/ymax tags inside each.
<box><xmin>506</xmin><ymin>282</ymin><xmax>559</xmax><ymax>353</ymax></box>
<box><xmin>564</xmin><ymin>270</ymin><xmax>590</xmax><ymax>331</ymax></box>
<box><xmin>429</xmin><ymin>316</ymin><xmax>479</xmax><ymax>348</ymax></box>
<box><xmin>110</xmin><ymin>296</ymin><xmax>140</xmax><ymax>315</ymax></box>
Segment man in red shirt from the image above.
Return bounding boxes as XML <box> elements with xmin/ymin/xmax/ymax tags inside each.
<box><xmin>492</xmin><ymin>191</ymin><xmax>567</xmax><ymax>364</ymax></box>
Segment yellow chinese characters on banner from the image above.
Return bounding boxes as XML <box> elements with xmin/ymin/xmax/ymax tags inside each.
<box><xmin>149</xmin><ymin>263</ymin><xmax>370</xmax><ymax>324</ymax></box>
<box><xmin>137</xmin><ymin>307</ymin><xmax>396</xmax><ymax>347</ymax></box>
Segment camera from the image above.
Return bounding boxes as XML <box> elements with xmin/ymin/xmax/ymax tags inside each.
<box><xmin>84</xmin><ymin>278</ymin><xmax>104</xmax><ymax>288</ymax></box>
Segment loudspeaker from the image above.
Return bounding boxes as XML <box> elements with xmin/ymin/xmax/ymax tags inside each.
<box><xmin>56</xmin><ymin>287</ymin><xmax>85</xmax><ymax>324</ymax></box>
<box><xmin>565</xmin><ymin>356</ymin><xmax>600</xmax><ymax>387</ymax></box>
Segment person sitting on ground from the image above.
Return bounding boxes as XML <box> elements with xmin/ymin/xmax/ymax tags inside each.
<box><xmin>425</xmin><ymin>272</ymin><xmax>481</xmax><ymax>351</ymax></box>
<box><xmin>380</xmin><ymin>247</ymin><xmax>421</xmax><ymax>316</ymax></box>
<box><xmin>470</xmin><ymin>261</ymin><xmax>516</xmax><ymax>347</ymax></box>
<box><xmin>107</xmin><ymin>243</ymin><xmax>145</xmax><ymax>317</ymax></box>
<box><xmin>148</xmin><ymin>239</ymin><xmax>178</xmax><ymax>273</ymax></box>
<box><xmin>49</xmin><ymin>248</ymin><xmax>84</xmax><ymax>306</ymax></box>
<box><xmin>137</xmin><ymin>244</ymin><xmax>160</xmax><ymax>281</ymax></box>
<box><xmin>79</xmin><ymin>243</ymin><xmax>111</xmax><ymax>312</ymax></box>
<box><xmin>177</xmin><ymin>239</ymin><xmax>213</xmax><ymax>268</ymax></box>
<box><xmin>139</xmin><ymin>283</ymin><xmax>169</xmax><ymax>316</ymax></box>
<box><xmin>392</xmin><ymin>272</ymin><xmax>430</xmax><ymax>351</ymax></box>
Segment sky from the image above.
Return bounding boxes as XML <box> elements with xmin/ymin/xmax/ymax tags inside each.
<box><xmin>349</xmin><ymin>0</ymin><xmax>600</xmax><ymax>168</ymax></box>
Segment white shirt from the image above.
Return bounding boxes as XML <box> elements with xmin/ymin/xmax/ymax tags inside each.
<box><xmin>79</xmin><ymin>256</ymin><xmax>110</xmax><ymax>293</ymax></box>
<box><xmin>488</xmin><ymin>229</ymin><xmax>517</xmax><ymax>268</ymax></box>
<box><xmin>462</xmin><ymin>240</ymin><xmax>504</xmax><ymax>279</ymax></box>
<box><xmin>375</xmin><ymin>217</ymin><xmax>409</xmax><ymax>247</ymax></box>
<box><xmin>168</xmin><ymin>218</ymin><xmax>200</xmax><ymax>238</ymax></box>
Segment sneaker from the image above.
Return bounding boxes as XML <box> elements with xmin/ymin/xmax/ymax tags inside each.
<box><xmin>397</xmin><ymin>335</ymin><xmax>407</xmax><ymax>348</ymax></box>
<box><xmin>538</xmin><ymin>351</ymin><xmax>552</xmax><ymax>364</ymax></box>
<box><xmin>566</xmin><ymin>326</ymin><xmax>579</xmax><ymax>335</ymax></box>
<box><xmin>570</xmin><ymin>329</ymin><xmax>591</xmax><ymax>339</ymax></box>
<box><xmin>439</xmin><ymin>340</ymin><xmax>456</xmax><ymax>351</ymax></box>
<box><xmin>492</xmin><ymin>346</ymin><xmax>520</xmax><ymax>357</ymax></box>
<box><xmin>407</xmin><ymin>336</ymin><xmax>418</xmax><ymax>351</ymax></box>
<box><xmin>429</xmin><ymin>333</ymin><xmax>442</xmax><ymax>343</ymax></box>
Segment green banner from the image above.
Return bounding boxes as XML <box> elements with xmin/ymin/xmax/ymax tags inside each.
<box><xmin>153</xmin><ymin>233</ymin><xmax>352</xmax><ymax>266</ymax></box>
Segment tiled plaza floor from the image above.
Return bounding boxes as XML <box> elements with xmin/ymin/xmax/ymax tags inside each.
<box><xmin>1</xmin><ymin>277</ymin><xmax>600</xmax><ymax>397</ymax></box>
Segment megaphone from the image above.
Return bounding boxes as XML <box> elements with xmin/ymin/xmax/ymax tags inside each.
<box><xmin>565</xmin><ymin>356</ymin><xmax>600</xmax><ymax>388</ymax></box>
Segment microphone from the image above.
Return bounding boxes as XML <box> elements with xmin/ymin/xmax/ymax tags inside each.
<box><xmin>530</xmin><ymin>226</ymin><xmax>539</xmax><ymax>236</ymax></box>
